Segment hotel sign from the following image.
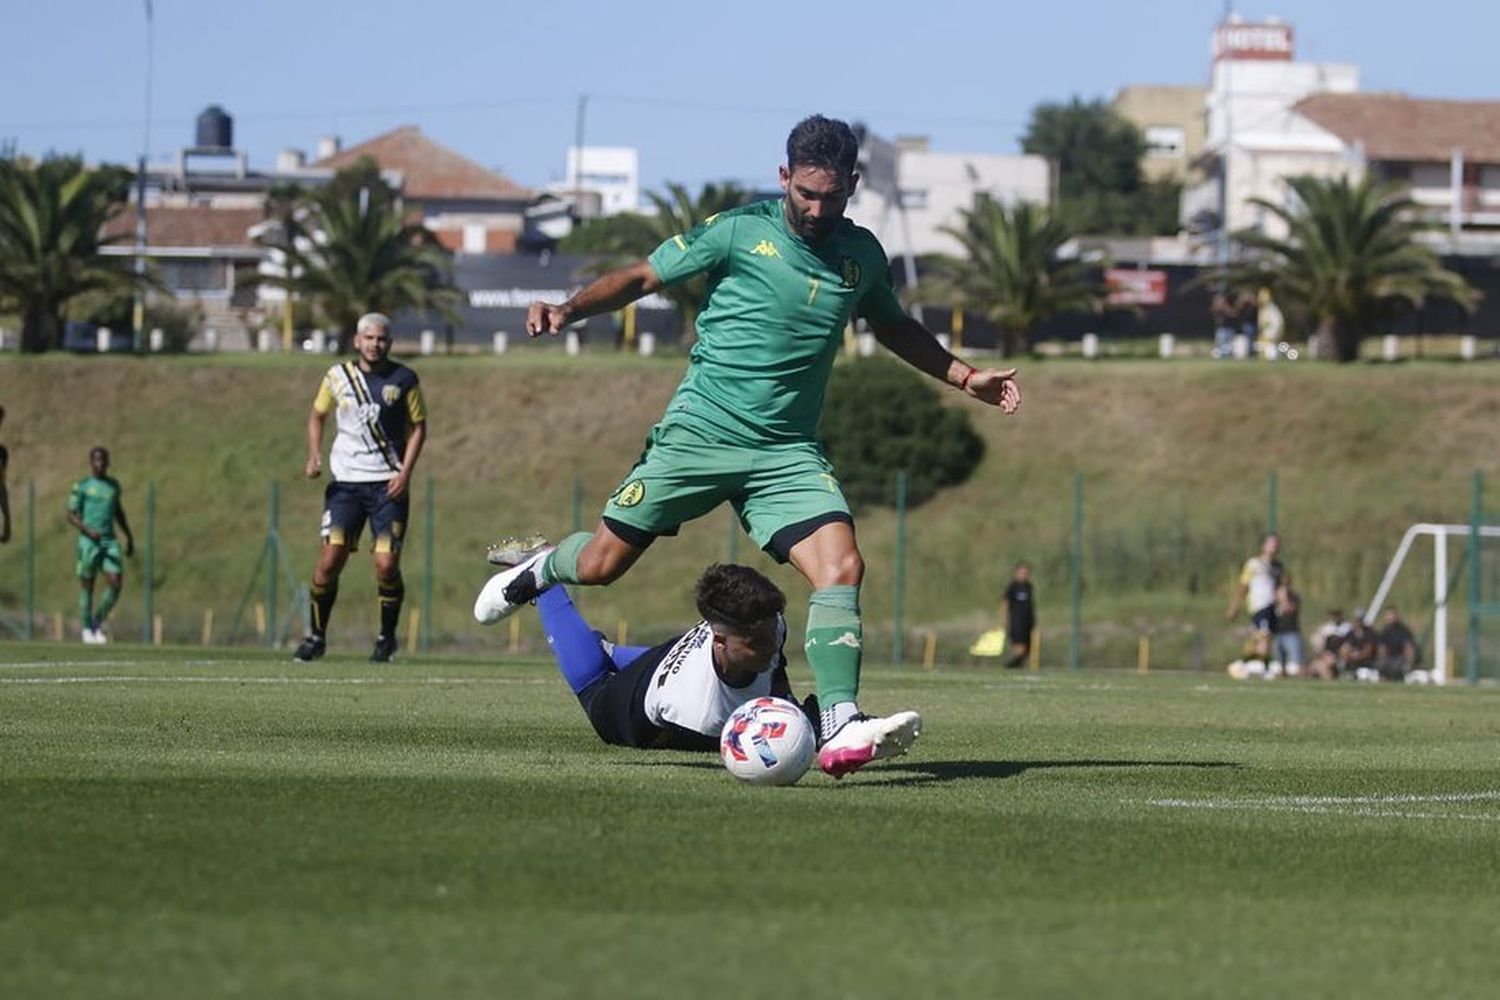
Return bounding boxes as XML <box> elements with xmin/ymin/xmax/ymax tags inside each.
<box><xmin>1213</xmin><ymin>21</ymin><xmax>1294</xmax><ymax>61</ymax></box>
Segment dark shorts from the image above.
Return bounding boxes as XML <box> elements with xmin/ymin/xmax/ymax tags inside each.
<box><xmin>321</xmin><ymin>480</ymin><xmax>408</xmax><ymax>554</ymax></box>
<box><xmin>1251</xmin><ymin>606</ymin><xmax>1277</xmax><ymax>633</ymax></box>
<box><xmin>576</xmin><ymin>653</ymin><xmax>717</xmax><ymax>752</ymax></box>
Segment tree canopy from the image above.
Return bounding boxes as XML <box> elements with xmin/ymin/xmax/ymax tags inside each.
<box><xmin>1222</xmin><ymin>174</ymin><xmax>1476</xmax><ymax>362</ymax></box>
<box><xmin>0</xmin><ymin>156</ymin><xmax>140</xmax><ymax>352</ymax></box>
<box><xmin>1021</xmin><ymin>97</ymin><xmax>1182</xmax><ymax>237</ymax></box>
<box><xmin>919</xmin><ymin>196</ymin><xmax>1102</xmax><ymax>356</ymax></box>
<box><xmin>255</xmin><ymin>157</ymin><xmax>461</xmax><ymax>350</ymax></box>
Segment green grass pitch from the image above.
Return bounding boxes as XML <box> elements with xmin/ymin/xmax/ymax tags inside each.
<box><xmin>3</xmin><ymin>644</ymin><xmax>1499</xmax><ymax>998</ymax></box>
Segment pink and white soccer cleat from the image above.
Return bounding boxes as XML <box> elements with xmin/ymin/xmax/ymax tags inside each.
<box><xmin>816</xmin><ymin>710</ymin><xmax>922</xmax><ymax>779</ymax></box>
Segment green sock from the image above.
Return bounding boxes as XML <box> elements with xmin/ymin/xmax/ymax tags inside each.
<box><xmin>540</xmin><ymin>532</ymin><xmax>593</xmax><ymax>586</ymax></box>
<box><xmin>94</xmin><ymin>585</ymin><xmax>120</xmax><ymax>625</ymax></box>
<box><xmin>79</xmin><ymin>586</ymin><xmax>95</xmax><ymax>630</ymax></box>
<box><xmin>805</xmin><ymin>585</ymin><xmax>862</xmax><ymax>705</ymax></box>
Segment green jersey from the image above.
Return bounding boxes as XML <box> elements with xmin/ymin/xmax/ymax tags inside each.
<box><xmin>68</xmin><ymin>475</ymin><xmax>123</xmax><ymax>538</ymax></box>
<box><xmin>647</xmin><ymin>198</ymin><xmax>906</xmax><ymax>447</ymax></box>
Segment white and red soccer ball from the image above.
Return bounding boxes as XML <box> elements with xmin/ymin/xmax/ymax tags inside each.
<box><xmin>719</xmin><ymin>696</ymin><xmax>816</xmax><ymax>786</ymax></box>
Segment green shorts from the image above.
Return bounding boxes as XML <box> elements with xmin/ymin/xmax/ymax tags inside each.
<box><xmin>603</xmin><ymin>421</ymin><xmax>852</xmax><ymax>562</ymax></box>
<box><xmin>76</xmin><ymin>535</ymin><xmax>124</xmax><ymax>578</ymax></box>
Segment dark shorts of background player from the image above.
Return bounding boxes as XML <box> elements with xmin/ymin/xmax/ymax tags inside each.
<box><xmin>321</xmin><ymin>480</ymin><xmax>408</xmax><ymax>554</ymax></box>
<box><xmin>1251</xmin><ymin>605</ymin><xmax>1278</xmax><ymax>633</ymax></box>
<box><xmin>575</xmin><ymin>646</ymin><xmax>720</xmax><ymax>752</ymax></box>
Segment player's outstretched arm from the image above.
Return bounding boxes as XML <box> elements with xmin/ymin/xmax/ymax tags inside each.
<box><xmin>526</xmin><ymin>261</ymin><xmax>663</xmax><ymax>337</ymax></box>
<box><xmin>305</xmin><ymin>407</ymin><xmax>327</xmax><ymax>479</ymax></box>
<box><xmin>869</xmin><ymin>315</ymin><xmax>1021</xmax><ymax>414</ymax></box>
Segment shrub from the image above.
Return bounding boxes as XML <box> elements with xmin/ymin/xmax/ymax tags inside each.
<box><xmin>819</xmin><ymin>357</ymin><xmax>984</xmax><ymax>509</ymax></box>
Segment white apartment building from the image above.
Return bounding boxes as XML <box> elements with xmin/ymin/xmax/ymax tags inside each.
<box><xmin>1183</xmin><ymin>16</ymin><xmax>1500</xmax><ymax>255</ymax></box>
<box><xmin>548</xmin><ymin>146</ymin><xmax>641</xmax><ymax>217</ymax></box>
<box><xmin>850</xmin><ymin>133</ymin><xmax>1051</xmax><ymax>258</ymax></box>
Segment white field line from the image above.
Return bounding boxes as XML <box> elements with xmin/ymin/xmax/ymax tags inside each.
<box><xmin>1145</xmin><ymin>791</ymin><xmax>1500</xmax><ymax>823</ymax></box>
<box><xmin>0</xmin><ymin>659</ymin><xmax>236</xmax><ymax>670</ymax></box>
<box><xmin>0</xmin><ymin>675</ymin><xmax>548</xmax><ymax>686</ymax></box>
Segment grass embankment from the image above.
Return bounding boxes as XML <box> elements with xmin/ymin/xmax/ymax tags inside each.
<box><xmin>2</xmin><ymin>648</ymin><xmax>1499</xmax><ymax>998</ymax></box>
<box><xmin>3</xmin><ymin>352</ymin><xmax>1500</xmax><ymax>667</ymax></box>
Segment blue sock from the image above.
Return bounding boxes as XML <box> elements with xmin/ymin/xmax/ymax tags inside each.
<box><xmin>609</xmin><ymin>644</ymin><xmax>651</xmax><ymax>668</ymax></box>
<box><xmin>536</xmin><ymin>587</ymin><xmax>613</xmax><ymax>694</ymax></box>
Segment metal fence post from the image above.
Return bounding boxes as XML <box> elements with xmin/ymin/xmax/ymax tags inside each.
<box><xmin>1070</xmin><ymin>472</ymin><xmax>1083</xmax><ymax>672</ymax></box>
<box><xmin>142</xmin><ymin>482</ymin><xmax>156</xmax><ymax>643</ymax></box>
<box><xmin>892</xmin><ymin>471</ymin><xmax>908</xmax><ymax>666</ymax></box>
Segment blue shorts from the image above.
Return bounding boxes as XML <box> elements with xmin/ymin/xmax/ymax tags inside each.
<box><xmin>321</xmin><ymin>481</ymin><xmax>408</xmax><ymax>554</ymax></box>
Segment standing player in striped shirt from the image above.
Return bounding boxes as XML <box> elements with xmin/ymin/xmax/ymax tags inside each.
<box><xmin>295</xmin><ymin>313</ymin><xmax>427</xmax><ymax>663</ymax></box>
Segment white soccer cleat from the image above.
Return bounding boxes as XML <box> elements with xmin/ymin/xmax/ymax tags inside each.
<box><xmin>816</xmin><ymin>710</ymin><xmax>922</xmax><ymax>779</ymax></box>
<box><xmin>473</xmin><ymin>546</ymin><xmax>554</xmax><ymax>624</ymax></box>
<box><xmin>80</xmin><ymin>627</ymin><xmax>96</xmax><ymax>645</ymax></box>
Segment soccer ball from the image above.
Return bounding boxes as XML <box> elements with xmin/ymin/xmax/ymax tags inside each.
<box><xmin>719</xmin><ymin>696</ymin><xmax>816</xmax><ymax>786</ymax></box>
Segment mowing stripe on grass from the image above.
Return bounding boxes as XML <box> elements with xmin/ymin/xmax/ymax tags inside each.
<box><xmin>1144</xmin><ymin>791</ymin><xmax>1500</xmax><ymax>823</ymax></box>
<box><xmin>0</xmin><ymin>675</ymin><xmax>550</xmax><ymax>686</ymax></box>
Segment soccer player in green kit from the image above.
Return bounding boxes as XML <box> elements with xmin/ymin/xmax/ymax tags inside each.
<box><xmin>67</xmin><ymin>446</ymin><xmax>134</xmax><ymax>644</ymax></box>
<box><xmin>476</xmin><ymin>115</ymin><xmax>1021</xmax><ymax>777</ymax></box>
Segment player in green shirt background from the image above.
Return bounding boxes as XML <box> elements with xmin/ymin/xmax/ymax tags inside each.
<box><xmin>476</xmin><ymin>115</ymin><xmax>1021</xmax><ymax>778</ymax></box>
<box><xmin>67</xmin><ymin>446</ymin><xmax>134</xmax><ymax>644</ymax></box>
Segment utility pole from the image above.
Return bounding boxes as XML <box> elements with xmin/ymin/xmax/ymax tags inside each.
<box><xmin>132</xmin><ymin>0</ymin><xmax>155</xmax><ymax>352</ymax></box>
<box><xmin>573</xmin><ymin>94</ymin><xmax>589</xmax><ymax>219</ymax></box>
<box><xmin>1217</xmin><ymin>0</ymin><xmax>1235</xmax><ymax>272</ymax></box>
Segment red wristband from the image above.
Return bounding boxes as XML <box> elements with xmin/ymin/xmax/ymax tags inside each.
<box><xmin>958</xmin><ymin>366</ymin><xmax>977</xmax><ymax>391</ymax></box>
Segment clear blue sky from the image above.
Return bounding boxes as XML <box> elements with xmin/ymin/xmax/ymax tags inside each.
<box><xmin>2</xmin><ymin>0</ymin><xmax>1493</xmax><ymax>195</ymax></box>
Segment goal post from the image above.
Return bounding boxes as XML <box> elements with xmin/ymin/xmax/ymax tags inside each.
<box><xmin>1365</xmin><ymin>522</ymin><xmax>1500</xmax><ymax>685</ymax></box>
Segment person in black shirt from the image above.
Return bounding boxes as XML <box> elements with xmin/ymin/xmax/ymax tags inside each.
<box><xmin>1271</xmin><ymin>587</ymin><xmax>1305</xmax><ymax>676</ymax></box>
<box><xmin>0</xmin><ymin>405</ymin><xmax>10</xmax><ymax>544</ymax></box>
<box><xmin>1002</xmin><ymin>562</ymin><xmax>1035</xmax><ymax>670</ymax></box>
<box><xmin>1375</xmin><ymin>606</ymin><xmax>1418</xmax><ymax>681</ymax></box>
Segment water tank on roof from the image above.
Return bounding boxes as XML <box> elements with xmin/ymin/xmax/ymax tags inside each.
<box><xmin>196</xmin><ymin>105</ymin><xmax>233</xmax><ymax>150</ymax></box>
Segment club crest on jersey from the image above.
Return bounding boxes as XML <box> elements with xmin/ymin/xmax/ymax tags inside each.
<box><xmin>381</xmin><ymin>384</ymin><xmax>400</xmax><ymax>404</ymax></box>
<box><xmin>840</xmin><ymin>257</ymin><xmax>861</xmax><ymax>288</ymax></box>
<box><xmin>612</xmin><ymin>479</ymin><xmax>646</xmax><ymax>508</ymax></box>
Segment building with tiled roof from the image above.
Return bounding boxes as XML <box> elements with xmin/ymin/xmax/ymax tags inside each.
<box><xmin>1178</xmin><ymin>17</ymin><xmax>1500</xmax><ymax>255</ymax></box>
<box><xmin>315</xmin><ymin>126</ymin><xmax>535</xmax><ymax>254</ymax></box>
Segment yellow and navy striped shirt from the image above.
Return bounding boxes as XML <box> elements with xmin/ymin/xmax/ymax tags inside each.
<box><xmin>313</xmin><ymin>360</ymin><xmax>426</xmax><ymax>482</ymax></box>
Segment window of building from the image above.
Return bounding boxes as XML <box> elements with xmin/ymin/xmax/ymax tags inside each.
<box><xmin>898</xmin><ymin>189</ymin><xmax>928</xmax><ymax>210</ymax></box>
<box><xmin>1144</xmin><ymin>125</ymin><xmax>1186</xmax><ymax>158</ymax></box>
<box><xmin>158</xmin><ymin>258</ymin><xmax>228</xmax><ymax>292</ymax></box>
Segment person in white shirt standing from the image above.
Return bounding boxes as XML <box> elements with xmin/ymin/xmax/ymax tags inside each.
<box><xmin>1226</xmin><ymin>533</ymin><xmax>1289</xmax><ymax>660</ymax></box>
<box><xmin>295</xmin><ymin>313</ymin><xmax>427</xmax><ymax>664</ymax></box>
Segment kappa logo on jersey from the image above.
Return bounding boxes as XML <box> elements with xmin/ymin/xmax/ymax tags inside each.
<box><xmin>840</xmin><ymin>257</ymin><xmax>862</xmax><ymax>288</ymax></box>
<box><xmin>750</xmin><ymin>239</ymin><xmax>782</xmax><ymax>259</ymax></box>
<box><xmin>612</xmin><ymin>479</ymin><xmax>646</xmax><ymax>508</ymax></box>
<box><xmin>381</xmin><ymin>384</ymin><xmax>400</xmax><ymax>405</ymax></box>
<box><xmin>829</xmin><ymin>631</ymin><xmax>862</xmax><ymax>649</ymax></box>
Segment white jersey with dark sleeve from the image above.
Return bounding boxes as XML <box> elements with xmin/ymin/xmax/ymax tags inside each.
<box><xmin>641</xmin><ymin>614</ymin><xmax>788</xmax><ymax>737</ymax></box>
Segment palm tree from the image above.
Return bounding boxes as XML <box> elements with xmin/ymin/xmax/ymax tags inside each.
<box><xmin>920</xmin><ymin>197</ymin><xmax>1102</xmax><ymax>356</ymax></box>
<box><xmin>1226</xmin><ymin>174</ymin><xmax>1476</xmax><ymax>362</ymax></box>
<box><xmin>562</xmin><ymin>181</ymin><xmax>750</xmax><ymax>341</ymax></box>
<box><xmin>256</xmin><ymin>158</ymin><xmax>461</xmax><ymax>351</ymax></box>
<box><xmin>0</xmin><ymin>156</ymin><xmax>139</xmax><ymax>352</ymax></box>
